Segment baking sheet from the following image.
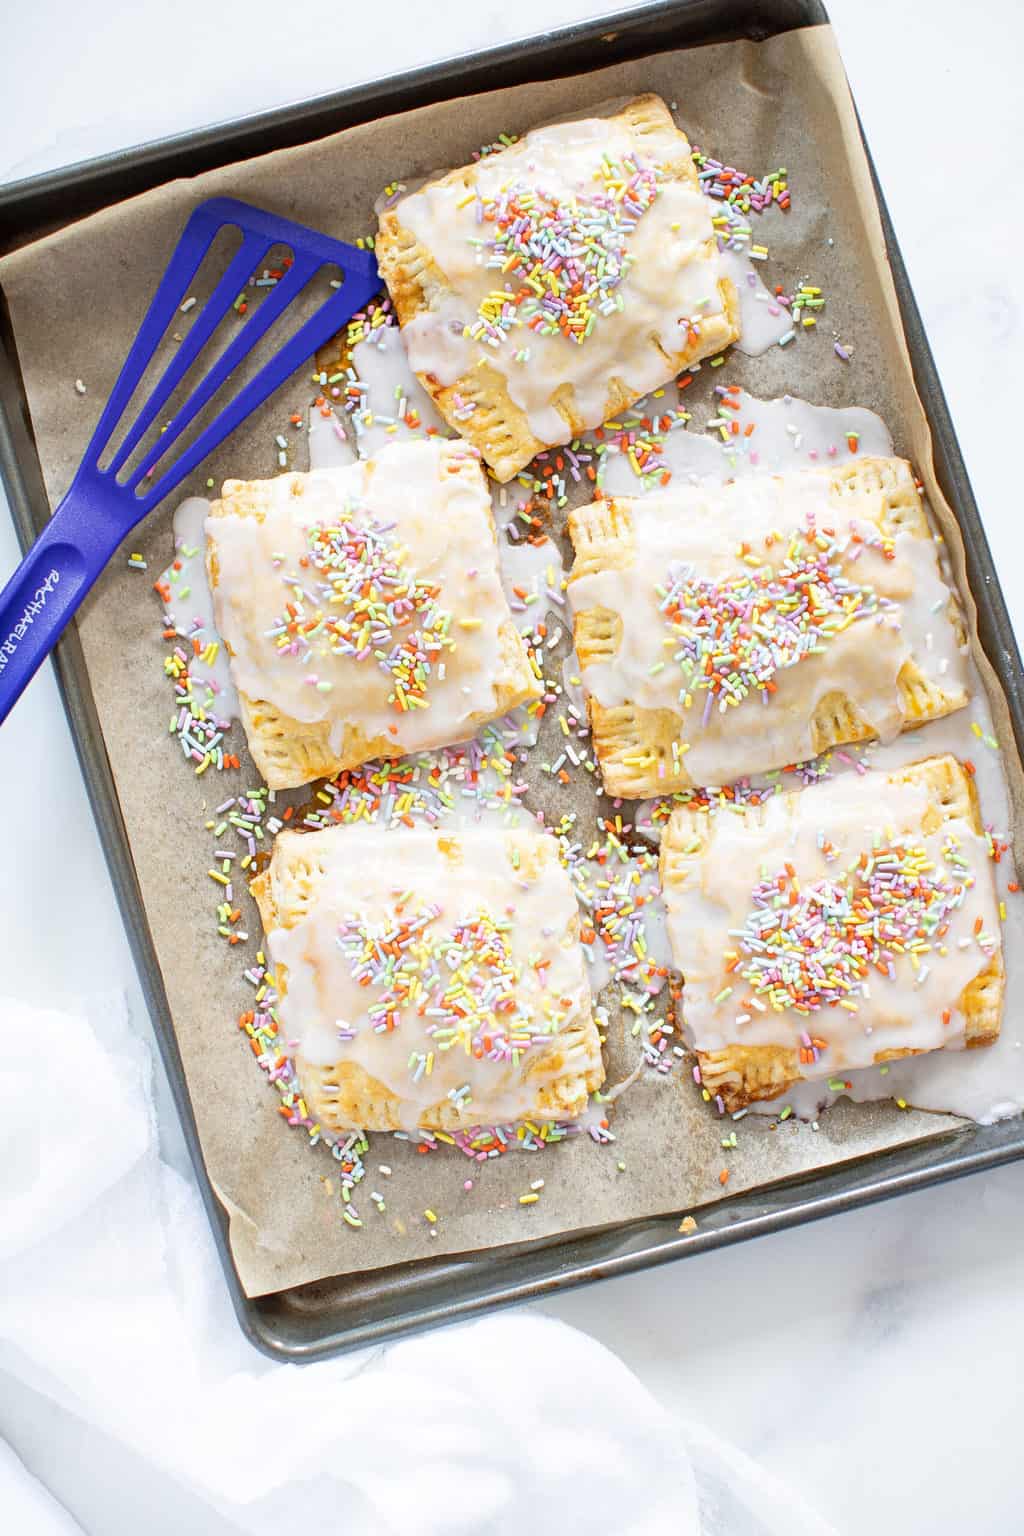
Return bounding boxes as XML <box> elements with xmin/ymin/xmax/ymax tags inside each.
<box><xmin>2</xmin><ymin>23</ymin><xmax>1022</xmax><ymax>1299</ymax></box>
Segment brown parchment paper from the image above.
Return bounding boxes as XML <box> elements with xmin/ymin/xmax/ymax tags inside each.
<box><xmin>4</xmin><ymin>24</ymin><xmax>1022</xmax><ymax>1299</ymax></box>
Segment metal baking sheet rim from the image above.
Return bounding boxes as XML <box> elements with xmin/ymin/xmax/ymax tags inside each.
<box><xmin>2</xmin><ymin>0</ymin><xmax>1022</xmax><ymax>1361</ymax></box>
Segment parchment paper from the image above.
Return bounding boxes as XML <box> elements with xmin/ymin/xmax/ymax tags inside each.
<box><xmin>3</xmin><ymin>25</ymin><xmax>1021</xmax><ymax>1298</ymax></box>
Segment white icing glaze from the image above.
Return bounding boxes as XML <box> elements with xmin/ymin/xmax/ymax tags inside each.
<box><xmin>635</xmin><ymin>885</ymin><xmax>673</xmax><ymax>973</ymax></box>
<box><xmin>396</xmin><ymin>114</ymin><xmax>730</xmax><ymax>448</ymax></box>
<box><xmin>707</xmin><ymin>392</ymin><xmax>892</xmax><ymax>474</ymax></box>
<box><xmin>569</xmin><ymin>469</ymin><xmax>967</xmax><ymax>786</ymax></box>
<box><xmin>207</xmin><ymin>439</ymin><xmax>512</xmax><ymax>756</ymax></box>
<box><xmin>173</xmin><ymin>495</ymin><xmax>212</xmax><ymax>557</ymax></box>
<box><xmin>267</xmin><ymin>824</ymin><xmax>597</xmax><ymax>1127</ymax></box>
<box><xmin>346</xmin><ymin>322</ymin><xmax>450</xmax><ymax>457</ymax></box>
<box><xmin>167</xmin><ymin>496</ymin><xmax>239</xmax><ymax>718</ymax></box>
<box><xmin>718</xmin><ymin>247</ymin><xmax>792</xmax><ymax>356</ymax></box>
<box><xmin>306</xmin><ymin>404</ymin><xmax>357</xmax><ymax>470</ymax></box>
<box><xmin>561</xmin><ymin>650</ymin><xmax>590</xmax><ymax>719</ymax></box>
<box><xmin>498</xmin><ymin>534</ymin><xmax>566</xmax><ymax>634</ymax></box>
<box><xmin>488</xmin><ymin>530</ymin><xmax>569</xmax><ymax>750</ymax></box>
<box><xmin>596</xmin><ymin>388</ymin><xmax>892</xmax><ymax>499</ymax></box>
<box><xmin>664</xmin><ymin>770</ymin><xmax>1000</xmax><ymax>1074</ymax></box>
<box><xmin>326</xmin><ymin>323</ymin><xmax>571</xmax><ymax>759</ymax></box>
<box><xmin>742</xmin><ymin>658</ymin><xmax>1024</xmax><ymax>1124</ymax></box>
<box><xmin>488</xmin><ymin>479</ymin><xmax>519</xmax><ymax>536</ymax></box>
<box><xmin>564</xmin><ymin>825</ymin><xmax>669</xmax><ymax>1008</ymax></box>
<box><xmin>339</xmin><ymin>318</ymin><xmax>575</xmax><ymax>641</ymax></box>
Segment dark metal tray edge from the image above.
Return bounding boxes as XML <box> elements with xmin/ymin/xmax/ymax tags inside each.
<box><xmin>2</xmin><ymin>0</ymin><xmax>1023</xmax><ymax>1361</ymax></box>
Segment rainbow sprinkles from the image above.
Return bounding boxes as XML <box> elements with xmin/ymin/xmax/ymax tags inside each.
<box><xmin>251</xmin><ymin>823</ymin><xmax>606</xmax><ymax>1133</ymax></box>
<box><xmin>137</xmin><ymin>87</ymin><xmax>1021</xmax><ymax>1246</ymax></box>
<box><xmin>376</xmin><ymin>94</ymin><xmax>741</xmax><ymax>481</ymax></box>
<box><xmin>467</xmin><ymin>152</ymin><xmax>662</xmax><ymax>350</ymax></box>
<box><xmin>734</xmin><ymin>837</ymin><xmax>985</xmax><ymax>1022</ymax></box>
<box><xmin>657</xmin><ymin>520</ymin><xmax>891</xmax><ymax>722</ymax></box>
<box><xmin>336</xmin><ymin>904</ymin><xmax>536</xmax><ymax>1073</ymax></box>
<box><xmin>265</xmin><ymin>513</ymin><xmax>454</xmax><ymax>714</ymax></box>
<box><xmin>660</xmin><ymin>758</ymin><xmax>1004</xmax><ymax>1112</ymax></box>
<box><xmin>205</xmin><ymin>438</ymin><xmax>540</xmax><ymax>788</ymax></box>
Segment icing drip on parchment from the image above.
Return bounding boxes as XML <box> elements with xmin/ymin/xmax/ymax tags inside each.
<box><xmin>595</xmin><ymin>386</ymin><xmax>893</xmax><ymax>498</ymax></box>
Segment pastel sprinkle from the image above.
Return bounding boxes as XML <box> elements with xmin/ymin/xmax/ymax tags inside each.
<box><xmin>735</xmin><ymin>838</ymin><xmax>975</xmax><ymax>1016</ymax></box>
<box><xmin>266</xmin><ymin>512</ymin><xmax>456</xmax><ymax>712</ymax></box>
<box><xmin>658</xmin><ymin>519</ymin><xmax>889</xmax><ymax>712</ymax></box>
<box><xmin>466</xmin><ymin>152</ymin><xmax>662</xmax><ymax>351</ymax></box>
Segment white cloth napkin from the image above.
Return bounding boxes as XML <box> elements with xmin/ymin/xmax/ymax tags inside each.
<box><xmin>0</xmin><ymin>1439</ymin><xmax>85</xmax><ymax>1536</ymax></box>
<box><xmin>0</xmin><ymin>994</ymin><xmax>837</xmax><ymax>1536</ymax></box>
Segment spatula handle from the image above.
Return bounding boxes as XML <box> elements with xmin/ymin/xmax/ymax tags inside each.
<box><xmin>0</xmin><ymin>487</ymin><xmax>122</xmax><ymax>723</ymax></box>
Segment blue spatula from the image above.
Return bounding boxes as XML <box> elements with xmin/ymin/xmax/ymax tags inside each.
<box><xmin>0</xmin><ymin>195</ymin><xmax>381</xmax><ymax>722</ymax></box>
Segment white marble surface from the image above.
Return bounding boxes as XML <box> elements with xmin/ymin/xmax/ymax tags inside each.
<box><xmin>1</xmin><ymin>1</ymin><xmax>1022</xmax><ymax>1530</ymax></box>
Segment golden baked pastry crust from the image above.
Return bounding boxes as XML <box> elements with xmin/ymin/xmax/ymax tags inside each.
<box><xmin>376</xmin><ymin>95</ymin><xmax>740</xmax><ymax>481</ymax></box>
<box><xmin>252</xmin><ymin>825</ymin><xmax>605</xmax><ymax>1133</ymax></box>
<box><xmin>568</xmin><ymin>457</ymin><xmax>969</xmax><ymax>798</ymax></box>
<box><xmin>659</xmin><ymin>754</ymin><xmax>1004</xmax><ymax>1112</ymax></box>
<box><xmin>206</xmin><ymin>440</ymin><xmax>540</xmax><ymax>790</ymax></box>
<box><xmin>223</xmin><ymin>618</ymin><xmax>537</xmax><ymax>792</ymax></box>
